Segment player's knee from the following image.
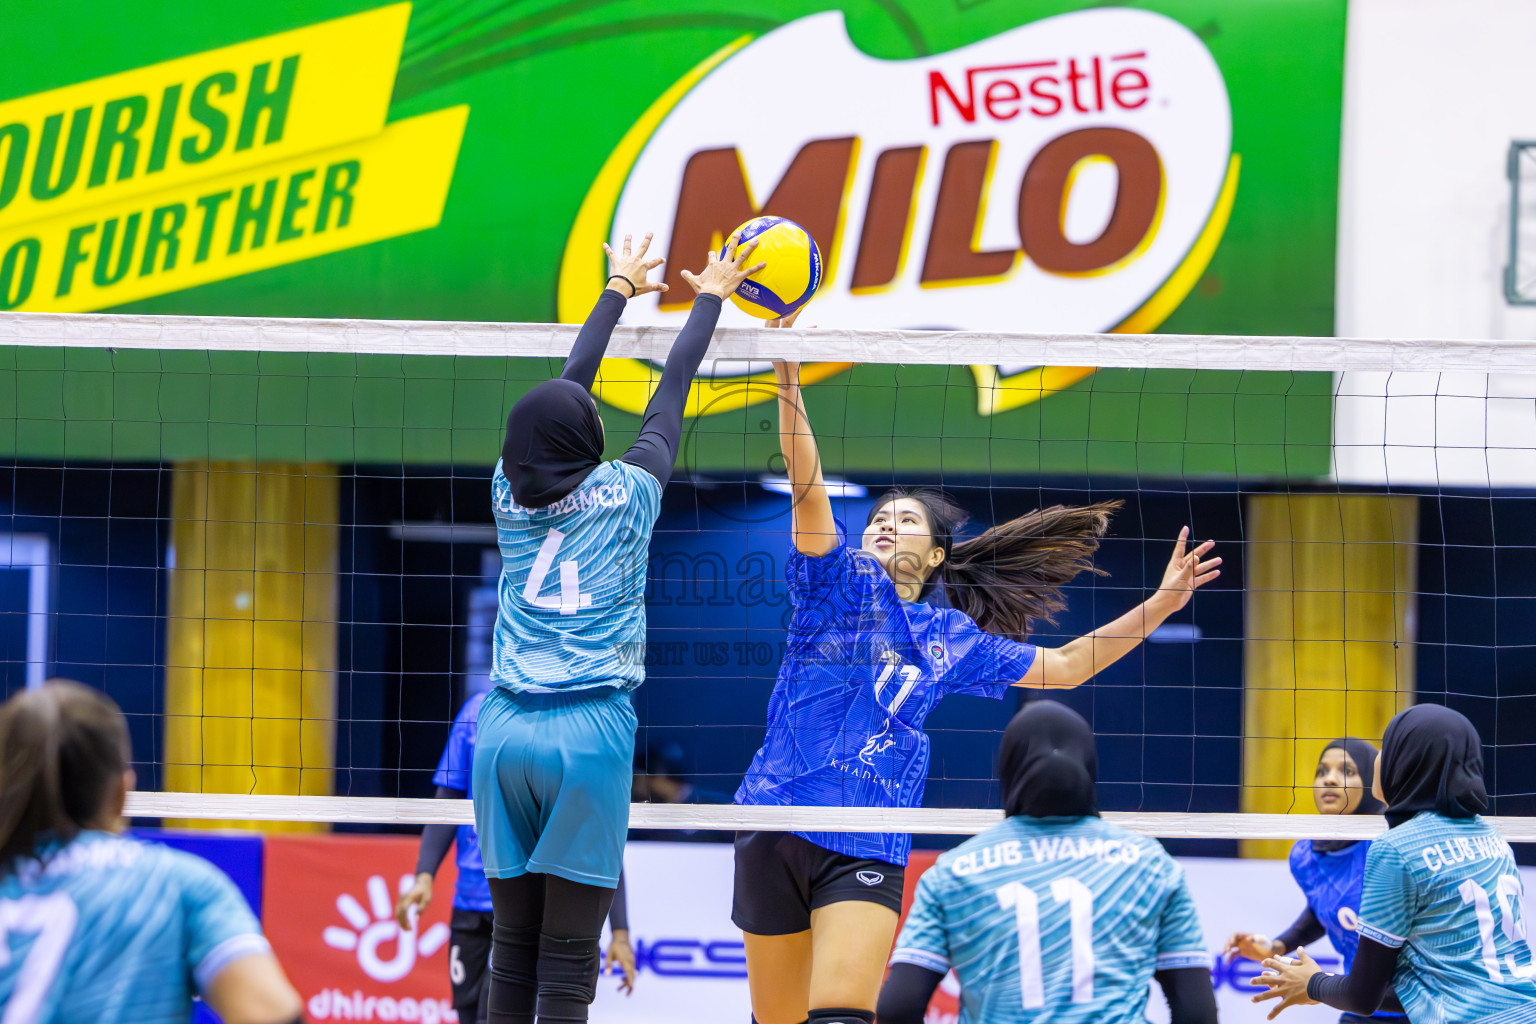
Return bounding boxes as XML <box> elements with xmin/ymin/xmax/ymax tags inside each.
<box><xmin>536</xmin><ymin>934</ymin><xmax>602</xmax><ymax>1004</ymax></box>
<box><xmin>489</xmin><ymin>921</ymin><xmax>539</xmax><ymax>982</ymax></box>
<box><xmin>807</xmin><ymin>1010</ymin><xmax>875</xmax><ymax>1024</ymax></box>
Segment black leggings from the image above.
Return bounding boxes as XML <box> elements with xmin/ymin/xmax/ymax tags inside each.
<box><xmin>486</xmin><ymin>873</ymin><xmax>616</xmax><ymax>1024</ymax></box>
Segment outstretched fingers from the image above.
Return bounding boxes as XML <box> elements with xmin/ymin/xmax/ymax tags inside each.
<box><xmin>633</xmin><ymin>231</ymin><xmax>652</xmax><ymax>259</ymax></box>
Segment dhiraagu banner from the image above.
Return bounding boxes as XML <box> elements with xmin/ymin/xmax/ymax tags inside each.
<box><xmin>0</xmin><ymin>1</ymin><xmax>1345</xmax><ymax>477</ymax></box>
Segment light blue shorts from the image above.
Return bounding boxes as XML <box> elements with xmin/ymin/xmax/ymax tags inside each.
<box><xmin>472</xmin><ymin>685</ymin><xmax>635</xmax><ymax>887</ymax></box>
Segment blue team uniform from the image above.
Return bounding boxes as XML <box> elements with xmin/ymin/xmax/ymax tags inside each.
<box><xmin>892</xmin><ymin>815</ymin><xmax>1210</xmax><ymax>1024</ymax></box>
<box><xmin>736</xmin><ymin>520</ymin><xmax>1037</xmax><ymax>866</ymax></box>
<box><xmin>0</xmin><ymin>831</ymin><xmax>268</xmax><ymax>1024</ymax></box>
<box><xmin>1357</xmin><ymin>812</ymin><xmax>1536</xmax><ymax>1024</ymax></box>
<box><xmin>473</xmin><ymin>459</ymin><xmax>660</xmax><ymax>886</ymax></box>
<box><xmin>437</xmin><ymin>690</ymin><xmax>491</xmax><ymax>912</ymax></box>
<box><xmin>1287</xmin><ymin>840</ymin><xmax>1405</xmax><ymax>1019</ymax></box>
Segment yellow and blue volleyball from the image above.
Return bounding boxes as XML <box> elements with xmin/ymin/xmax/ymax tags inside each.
<box><xmin>720</xmin><ymin>216</ymin><xmax>822</xmax><ymax>319</ymax></box>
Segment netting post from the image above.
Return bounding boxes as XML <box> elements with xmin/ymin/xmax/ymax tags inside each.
<box><xmin>1241</xmin><ymin>494</ymin><xmax>1418</xmax><ymax>858</ymax></box>
<box><xmin>163</xmin><ymin>461</ymin><xmax>338</xmax><ymax>831</ymax></box>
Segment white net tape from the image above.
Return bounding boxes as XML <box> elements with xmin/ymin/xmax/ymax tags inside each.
<box><xmin>121</xmin><ymin>794</ymin><xmax>1536</xmax><ymax>842</ymax></box>
<box><xmin>7</xmin><ymin>309</ymin><xmax>1536</xmax><ymax>373</ymax></box>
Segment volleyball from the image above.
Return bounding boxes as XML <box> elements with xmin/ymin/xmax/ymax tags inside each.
<box><xmin>720</xmin><ymin>216</ymin><xmax>823</xmax><ymax>319</ymax></box>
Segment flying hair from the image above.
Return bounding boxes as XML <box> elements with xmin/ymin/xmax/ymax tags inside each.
<box><xmin>0</xmin><ymin>679</ymin><xmax>130</xmax><ymax>876</ymax></box>
<box><xmin>867</xmin><ymin>487</ymin><xmax>1121</xmax><ymax>638</ymax></box>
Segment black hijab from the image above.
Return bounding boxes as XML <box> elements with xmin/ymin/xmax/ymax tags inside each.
<box><xmin>999</xmin><ymin>700</ymin><xmax>1098</xmax><ymax>818</ymax></box>
<box><xmin>1379</xmin><ymin>704</ymin><xmax>1488</xmax><ymax>828</ymax></box>
<box><xmin>502</xmin><ymin>379</ymin><xmax>604</xmax><ymax>508</ymax></box>
<box><xmin>1312</xmin><ymin>737</ymin><xmax>1385</xmax><ymax>854</ymax></box>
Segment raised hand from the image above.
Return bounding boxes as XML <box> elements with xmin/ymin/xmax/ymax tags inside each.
<box><xmin>1155</xmin><ymin>527</ymin><xmax>1220</xmax><ymax>612</ymax></box>
<box><xmin>681</xmin><ymin>238</ymin><xmax>767</xmax><ymax>299</ymax></box>
<box><xmin>604</xmin><ymin>232</ymin><xmax>667</xmax><ymax>298</ymax></box>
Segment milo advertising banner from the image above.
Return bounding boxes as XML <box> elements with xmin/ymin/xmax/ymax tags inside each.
<box><xmin>0</xmin><ymin>1</ymin><xmax>1344</xmax><ymax>477</ymax></box>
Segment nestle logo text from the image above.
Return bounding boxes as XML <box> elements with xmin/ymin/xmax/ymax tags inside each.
<box><xmin>928</xmin><ymin>52</ymin><xmax>1150</xmax><ymax>126</ymax></box>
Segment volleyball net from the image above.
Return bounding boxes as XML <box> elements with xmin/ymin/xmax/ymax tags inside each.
<box><xmin>4</xmin><ymin>309</ymin><xmax>1536</xmax><ymax>845</ymax></box>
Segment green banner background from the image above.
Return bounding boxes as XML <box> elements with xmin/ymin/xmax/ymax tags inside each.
<box><xmin>0</xmin><ymin>0</ymin><xmax>1345</xmax><ymax>477</ymax></box>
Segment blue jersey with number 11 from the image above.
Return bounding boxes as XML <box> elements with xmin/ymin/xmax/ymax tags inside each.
<box><xmin>736</xmin><ymin>520</ymin><xmax>1037</xmax><ymax>866</ymax></box>
<box><xmin>893</xmin><ymin>815</ymin><xmax>1210</xmax><ymax>1024</ymax></box>
<box><xmin>490</xmin><ymin>459</ymin><xmax>661</xmax><ymax>693</ymax></box>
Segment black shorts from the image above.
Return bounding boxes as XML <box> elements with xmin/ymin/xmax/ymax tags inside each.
<box><xmin>448</xmin><ymin>909</ymin><xmax>494</xmax><ymax>1024</ymax></box>
<box><xmin>731</xmin><ymin>830</ymin><xmax>905</xmax><ymax>935</ymax></box>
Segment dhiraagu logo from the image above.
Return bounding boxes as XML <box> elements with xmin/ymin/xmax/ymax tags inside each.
<box><xmin>560</xmin><ymin>8</ymin><xmax>1236</xmax><ymax>417</ymax></box>
<box><xmin>324</xmin><ymin>873</ymin><xmax>451</xmax><ymax>983</ymax></box>
<box><xmin>0</xmin><ymin>3</ymin><xmax>467</xmax><ymax>314</ymax></box>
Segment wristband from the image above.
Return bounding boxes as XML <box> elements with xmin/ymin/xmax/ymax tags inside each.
<box><xmin>606</xmin><ymin>275</ymin><xmax>636</xmax><ymax>298</ymax></box>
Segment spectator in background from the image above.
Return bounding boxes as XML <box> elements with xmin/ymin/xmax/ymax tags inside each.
<box><xmin>629</xmin><ymin>741</ymin><xmax>732</xmax><ymax>842</ymax></box>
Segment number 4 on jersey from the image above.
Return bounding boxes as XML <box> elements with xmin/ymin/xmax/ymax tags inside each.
<box><xmin>522</xmin><ymin>529</ymin><xmax>593</xmax><ymax>615</ymax></box>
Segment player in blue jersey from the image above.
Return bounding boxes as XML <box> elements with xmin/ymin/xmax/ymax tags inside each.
<box><xmin>472</xmin><ymin>233</ymin><xmax>764</xmax><ymax>1024</ymax></box>
<box><xmin>0</xmin><ymin>680</ymin><xmax>303</xmax><ymax>1024</ymax></box>
<box><xmin>732</xmin><ymin>322</ymin><xmax>1221</xmax><ymax>1024</ymax></box>
<box><xmin>1253</xmin><ymin>704</ymin><xmax>1536</xmax><ymax>1023</ymax></box>
<box><xmin>395</xmin><ymin>691</ymin><xmax>635</xmax><ymax>1024</ymax></box>
<box><xmin>876</xmin><ymin>701</ymin><xmax>1218</xmax><ymax>1024</ymax></box>
<box><xmin>1226</xmin><ymin>738</ymin><xmax>1405</xmax><ymax>1022</ymax></box>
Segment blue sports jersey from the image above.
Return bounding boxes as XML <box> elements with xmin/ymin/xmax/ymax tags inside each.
<box><xmin>736</xmin><ymin>520</ymin><xmax>1037</xmax><ymax>865</ymax></box>
<box><xmin>435</xmin><ymin>690</ymin><xmax>491</xmax><ymax>913</ymax></box>
<box><xmin>892</xmin><ymin>815</ymin><xmax>1210</xmax><ymax>1024</ymax></box>
<box><xmin>1287</xmin><ymin>839</ymin><xmax>1406</xmax><ymax>1019</ymax></box>
<box><xmin>0</xmin><ymin>831</ymin><xmax>267</xmax><ymax>1024</ymax></box>
<box><xmin>1290</xmin><ymin>840</ymin><xmax>1374</xmax><ymax>971</ymax></box>
<box><xmin>1357</xmin><ymin>813</ymin><xmax>1536</xmax><ymax>1024</ymax></box>
<box><xmin>490</xmin><ymin>459</ymin><xmax>661</xmax><ymax>693</ymax></box>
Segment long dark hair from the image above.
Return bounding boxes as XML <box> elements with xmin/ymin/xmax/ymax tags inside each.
<box><xmin>0</xmin><ymin>680</ymin><xmax>130</xmax><ymax>875</ymax></box>
<box><xmin>867</xmin><ymin>487</ymin><xmax>1121</xmax><ymax>637</ymax></box>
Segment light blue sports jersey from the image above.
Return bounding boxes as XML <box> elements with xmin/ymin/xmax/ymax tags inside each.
<box><xmin>892</xmin><ymin>815</ymin><xmax>1210</xmax><ymax>1024</ymax></box>
<box><xmin>736</xmin><ymin>519</ymin><xmax>1037</xmax><ymax>866</ymax></box>
<box><xmin>490</xmin><ymin>458</ymin><xmax>662</xmax><ymax>692</ymax></box>
<box><xmin>434</xmin><ymin>690</ymin><xmax>491</xmax><ymax>912</ymax></box>
<box><xmin>0</xmin><ymin>830</ymin><xmax>267</xmax><ymax>1024</ymax></box>
<box><xmin>1357</xmin><ymin>813</ymin><xmax>1536</xmax><ymax>1024</ymax></box>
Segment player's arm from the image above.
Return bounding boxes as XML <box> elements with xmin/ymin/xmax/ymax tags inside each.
<box><xmin>603</xmin><ymin>869</ymin><xmax>636</xmax><ymax>995</ymax></box>
<box><xmin>875</xmin><ymin>963</ymin><xmax>943</xmax><ymax>1024</ymax></box>
<box><xmin>770</xmin><ymin>309</ymin><xmax>836</xmax><ymax>556</ymax></box>
<box><xmin>395</xmin><ymin>785</ymin><xmax>465</xmax><ymax>928</ymax></box>
<box><xmin>1224</xmin><ymin>906</ymin><xmax>1325</xmax><ymax>962</ymax></box>
<box><xmin>1155</xmin><ymin>968</ymin><xmax>1219</xmax><ymax>1024</ymax></box>
<box><xmin>559</xmin><ymin>234</ymin><xmax>668</xmax><ymax>390</ymax></box>
<box><xmin>619</xmin><ymin>242</ymin><xmax>760</xmax><ymax>487</ymax></box>
<box><xmin>1252</xmin><ymin>942</ymin><xmax>1397</xmax><ymax>1018</ymax></box>
<box><xmin>204</xmin><ymin>953</ymin><xmax>304</xmax><ymax>1024</ymax></box>
<box><xmin>1016</xmin><ymin>527</ymin><xmax>1219</xmax><ymax>689</ymax></box>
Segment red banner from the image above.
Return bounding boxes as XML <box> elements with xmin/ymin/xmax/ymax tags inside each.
<box><xmin>263</xmin><ymin>834</ymin><xmax>461</xmax><ymax>1024</ymax></box>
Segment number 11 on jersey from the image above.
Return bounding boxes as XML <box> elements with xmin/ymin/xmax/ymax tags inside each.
<box><xmin>996</xmin><ymin>877</ymin><xmax>1096</xmax><ymax>1009</ymax></box>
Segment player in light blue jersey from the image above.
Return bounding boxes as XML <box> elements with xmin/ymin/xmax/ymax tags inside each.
<box><xmin>733</xmin><ymin>330</ymin><xmax>1221</xmax><ymax>1024</ymax></box>
<box><xmin>1254</xmin><ymin>704</ymin><xmax>1536</xmax><ymax>1024</ymax></box>
<box><xmin>877</xmin><ymin>701</ymin><xmax>1218</xmax><ymax>1024</ymax></box>
<box><xmin>1226</xmin><ymin>738</ymin><xmax>1405</xmax><ymax>1022</ymax></box>
<box><xmin>395</xmin><ymin>691</ymin><xmax>634</xmax><ymax>1024</ymax></box>
<box><xmin>0</xmin><ymin>680</ymin><xmax>302</xmax><ymax>1024</ymax></box>
<box><xmin>472</xmin><ymin>233</ymin><xmax>764</xmax><ymax>1024</ymax></box>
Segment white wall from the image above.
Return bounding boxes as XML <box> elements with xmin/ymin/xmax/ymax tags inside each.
<box><xmin>1334</xmin><ymin>0</ymin><xmax>1536</xmax><ymax>485</ymax></box>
